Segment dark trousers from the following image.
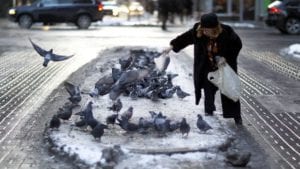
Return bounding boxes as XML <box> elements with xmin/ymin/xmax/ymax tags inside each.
<box><xmin>203</xmin><ymin>77</ymin><xmax>241</xmax><ymax>118</ymax></box>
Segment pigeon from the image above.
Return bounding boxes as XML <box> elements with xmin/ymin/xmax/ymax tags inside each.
<box><xmin>120</xmin><ymin>106</ymin><xmax>133</xmax><ymax>121</ymax></box>
<box><xmin>160</xmin><ymin>87</ymin><xmax>177</xmax><ymax>99</ymax></box>
<box><xmin>112</xmin><ymin>68</ymin><xmax>122</xmax><ymax>82</ymax></box>
<box><xmin>168</xmin><ymin>120</ymin><xmax>181</xmax><ymax>132</ymax></box>
<box><xmin>196</xmin><ymin>114</ymin><xmax>212</xmax><ymax>133</ymax></box>
<box><xmin>179</xmin><ymin>118</ymin><xmax>190</xmax><ymax>137</ymax></box>
<box><xmin>49</xmin><ymin>115</ymin><xmax>61</xmax><ymax>129</ymax></box>
<box><xmin>107</xmin><ymin>99</ymin><xmax>122</xmax><ymax>113</ymax></box>
<box><xmin>106</xmin><ymin>113</ymin><xmax>118</xmax><ymax>126</ymax></box>
<box><xmin>154</xmin><ymin>114</ymin><xmax>170</xmax><ymax>136</ymax></box>
<box><xmin>29</xmin><ymin>38</ymin><xmax>74</xmax><ymax>67</ymax></box>
<box><xmin>90</xmin><ymin>75</ymin><xmax>114</xmax><ymax>97</ymax></box>
<box><xmin>175</xmin><ymin>86</ymin><xmax>190</xmax><ymax>99</ymax></box>
<box><xmin>91</xmin><ymin>122</ymin><xmax>108</xmax><ymax>141</ymax></box>
<box><xmin>225</xmin><ymin>151</ymin><xmax>251</xmax><ymax>167</ymax></box>
<box><xmin>56</xmin><ymin>103</ymin><xmax>76</xmax><ymax>121</ymax></box>
<box><xmin>75</xmin><ymin>101</ymin><xmax>93</xmax><ymax>117</ymax></box>
<box><xmin>64</xmin><ymin>82</ymin><xmax>82</xmax><ymax>104</ymax></box>
<box><xmin>119</xmin><ymin>56</ymin><xmax>133</xmax><ymax>71</ymax></box>
<box><xmin>138</xmin><ymin>117</ymin><xmax>153</xmax><ymax>134</ymax></box>
<box><xmin>116</xmin><ymin>118</ymin><xmax>139</xmax><ymax>132</ymax></box>
<box><xmin>109</xmin><ymin>69</ymin><xmax>149</xmax><ymax>100</ymax></box>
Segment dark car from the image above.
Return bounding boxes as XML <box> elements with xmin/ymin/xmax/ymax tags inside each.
<box><xmin>265</xmin><ymin>0</ymin><xmax>300</xmax><ymax>34</ymax></box>
<box><xmin>8</xmin><ymin>0</ymin><xmax>104</xmax><ymax>29</ymax></box>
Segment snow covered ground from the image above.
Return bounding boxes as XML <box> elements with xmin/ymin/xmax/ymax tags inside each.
<box><xmin>281</xmin><ymin>43</ymin><xmax>300</xmax><ymax>59</ymax></box>
<box><xmin>46</xmin><ymin>47</ymin><xmax>235</xmax><ymax>169</ymax></box>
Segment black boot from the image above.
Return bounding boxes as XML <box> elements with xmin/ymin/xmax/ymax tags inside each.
<box><xmin>234</xmin><ymin>116</ymin><xmax>243</xmax><ymax>126</ymax></box>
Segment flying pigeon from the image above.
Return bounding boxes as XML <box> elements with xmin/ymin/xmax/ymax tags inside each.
<box><xmin>180</xmin><ymin>118</ymin><xmax>190</xmax><ymax>137</ymax></box>
<box><xmin>196</xmin><ymin>114</ymin><xmax>212</xmax><ymax>133</ymax></box>
<box><xmin>29</xmin><ymin>38</ymin><xmax>74</xmax><ymax>67</ymax></box>
<box><xmin>64</xmin><ymin>82</ymin><xmax>82</xmax><ymax>104</ymax></box>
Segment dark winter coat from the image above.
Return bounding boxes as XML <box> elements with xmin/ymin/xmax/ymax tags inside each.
<box><xmin>170</xmin><ymin>23</ymin><xmax>242</xmax><ymax>106</ymax></box>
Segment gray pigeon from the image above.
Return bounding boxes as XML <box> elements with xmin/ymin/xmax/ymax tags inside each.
<box><xmin>196</xmin><ymin>114</ymin><xmax>212</xmax><ymax>133</ymax></box>
<box><xmin>109</xmin><ymin>69</ymin><xmax>149</xmax><ymax>100</ymax></box>
<box><xmin>225</xmin><ymin>151</ymin><xmax>251</xmax><ymax>167</ymax></box>
<box><xmin>64</xmin><ymin>82</ymin><xmax>82</xmax><ymax>104</ymax></box>
<box><xmin>29</xmin><ymin>38</ymin><xmax>74</xmax><ymax>67</ymax></box>
<box><xmin>120</xmin><ymin>106</ymin><xmax>133</xmax><ymax>121</ymax></box>
<box><xmin>180</xmin><ymin>118</ymin><xmax>190</xmax><ymax>137</ymax></box>
<box><xmin>175</xmin><ymin>86</ymin><xmax>190</xmax><ymax>99</ymax></box>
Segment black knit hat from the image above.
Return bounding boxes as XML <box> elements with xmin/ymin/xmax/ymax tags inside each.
<box><xmin>201</xmin><ymin>13</ymin><xmax>219</xmax><ymax>28</ymax></box>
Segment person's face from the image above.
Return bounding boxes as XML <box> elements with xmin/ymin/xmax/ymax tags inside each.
<box><xmin>203</xmin><ymin>27</ymin><xmax>220</xmax><ymax>39</ymax></box>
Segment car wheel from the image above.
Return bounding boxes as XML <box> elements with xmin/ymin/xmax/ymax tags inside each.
<box><xmin>76</xmin><ymin>15</ymin><xmax>91</xmax><ymax>29</ymax></box>
<box><xmin>18</xmin><ymin>14</ymin><xmax>33</xmax><ymax>29</ymax></box>
<box><xmin>285</xmin><ymin>18</ymin><xmax>300</xmax><ymax>35</ymax></box>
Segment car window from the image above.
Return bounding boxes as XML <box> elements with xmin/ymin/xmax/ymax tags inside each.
<box><xmin>73</xmin><ymin>0</ymin><xmax>93</xmax><ymax>3</ymax></box>
<box><xmin>42</xmin><ymin>0</ymin><xmax>59</xmax><ymax>6</ymax></box>
<box><xmin>58</xmin><ymin>0</ymin><xmax>73</xmax><ymax>4</ymax></box>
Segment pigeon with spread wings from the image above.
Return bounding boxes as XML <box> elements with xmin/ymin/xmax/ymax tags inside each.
<box><xmin>29</xmin><ymin>38</ymin><xmax>74</xmax><ymax>67</ymax></box>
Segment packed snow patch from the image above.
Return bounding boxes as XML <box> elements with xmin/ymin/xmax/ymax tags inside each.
<box><xmin>47</xmin><ymin>47</ymin><xmax>232</xmax><ymax>168</ymax></box>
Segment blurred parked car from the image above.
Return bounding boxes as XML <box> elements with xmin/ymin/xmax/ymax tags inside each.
<box><xmin>265</xmin><ymin>0</ymin><xmax>300</xmax><ymax>34</ymax></box>
<box><xmin>102</xmin><ymin>1</ymin><xmax>120</xmax><ymax>17</ymax></box>
<box><xmin>8</xmin><ymin>0</ymin><xmax>104</xmax><ymax>29</ymax></box>
<box><xmin>128</xmin><ymin>1</ymin><xmax>144</xmax><ymax>16</ymax></box>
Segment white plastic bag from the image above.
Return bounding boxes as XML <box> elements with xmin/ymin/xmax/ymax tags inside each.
<box><xmin>207</xmin><ymin>63</ymin><xmax>241</xmax><ymax>102</ymax></box>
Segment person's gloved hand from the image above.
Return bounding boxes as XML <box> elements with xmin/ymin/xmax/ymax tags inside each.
<box><xmin>215</xmin><ymin>56</ymin><xmax>226</xmax><ymax>67</ymax></box>
<box><xmin>162</xmin><ymin>45</ymin><xmax>173</xmax><ymax>55</ymax></box>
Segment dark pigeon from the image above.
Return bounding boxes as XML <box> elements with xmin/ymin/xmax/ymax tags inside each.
<box><xmin>226</xmin><ymin>151</ymin><xmax>251</xmax><ymax>167</ymax></box>
<box><xmin>107</xmin><ymin>98</ymin><xmax>122</xmax><ymax>113</ymax></box>
<box><xmin>49</xmin><ymin>115</ymin><xmax>61</xmax><ymax>129</ymax></box>
<box><xmin>106</xmin><ymin>113</ymin><xmax>118</xmax><ymax>126</ymax></box>
<box><xmin>64</xmin><ymin>82</ymin><xmax>82</xmax><ymax>104</ymax></box>
<box><xmin>196</xmin><ymin>114</ymin><xmax>212</xmax><ymax>133</ymax></box>
<box><xmin>175</xmin><ymin>86</ymin><xmax>190</xmax><ymax>99</ymax></box>
<box><xmin>29</xmin><ymin>38</ymin><xmax>74</xmax><ymax>67</ymax></box>
<box><xmin>138</xmin><ymin>117</ymin><xmax>153</xmax><ymax>134</ymax></box>
<box><xmin>56</xmin><ymin>102</ymin><xmax>77</xmax><ymax>121</ymax></box>
<box><xmin>168</xmin><ymin>120</ymin><xmax>181</xmax><ymax>132</ymax></box>
<box><xmin>90</xmin><ymin>75</ymin><xmax>114</xmax><ymax>97</ymax></box>
<box><xmin>116</xmin><ymin>118</ymin><xmax>139</xmax><ymax>132</ymax></box>
<box><xmin>91</xmin><ymin>123</ymin><xmax>108</xmax><ymax>141</ymax></box>
<box><xmin>180</xmin><ymin>118</ymin><xmax>190</xmax><ymax>137</ymax></box>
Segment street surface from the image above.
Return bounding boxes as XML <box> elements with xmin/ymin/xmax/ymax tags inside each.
<box><xmin>0</xmin><ymin>19</ymin><xmax>299</xmax><ymax>169</ymax></box>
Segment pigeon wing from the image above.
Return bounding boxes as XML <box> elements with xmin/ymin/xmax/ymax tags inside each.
<box><xmin>29</xmin><ymin>38</ymin><xmax>48</xmax><ymax>57</ymax></box>
<box><xmin>51</xmin><ymin>53</ymin><xmax>74</xmax><ymax>61</ymax></box>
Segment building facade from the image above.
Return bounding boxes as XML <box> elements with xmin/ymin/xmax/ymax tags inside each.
<box><xmin>195</xmin><ymin>0</ymin><xmax>276</xmax><ymax>21</ymax></box>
